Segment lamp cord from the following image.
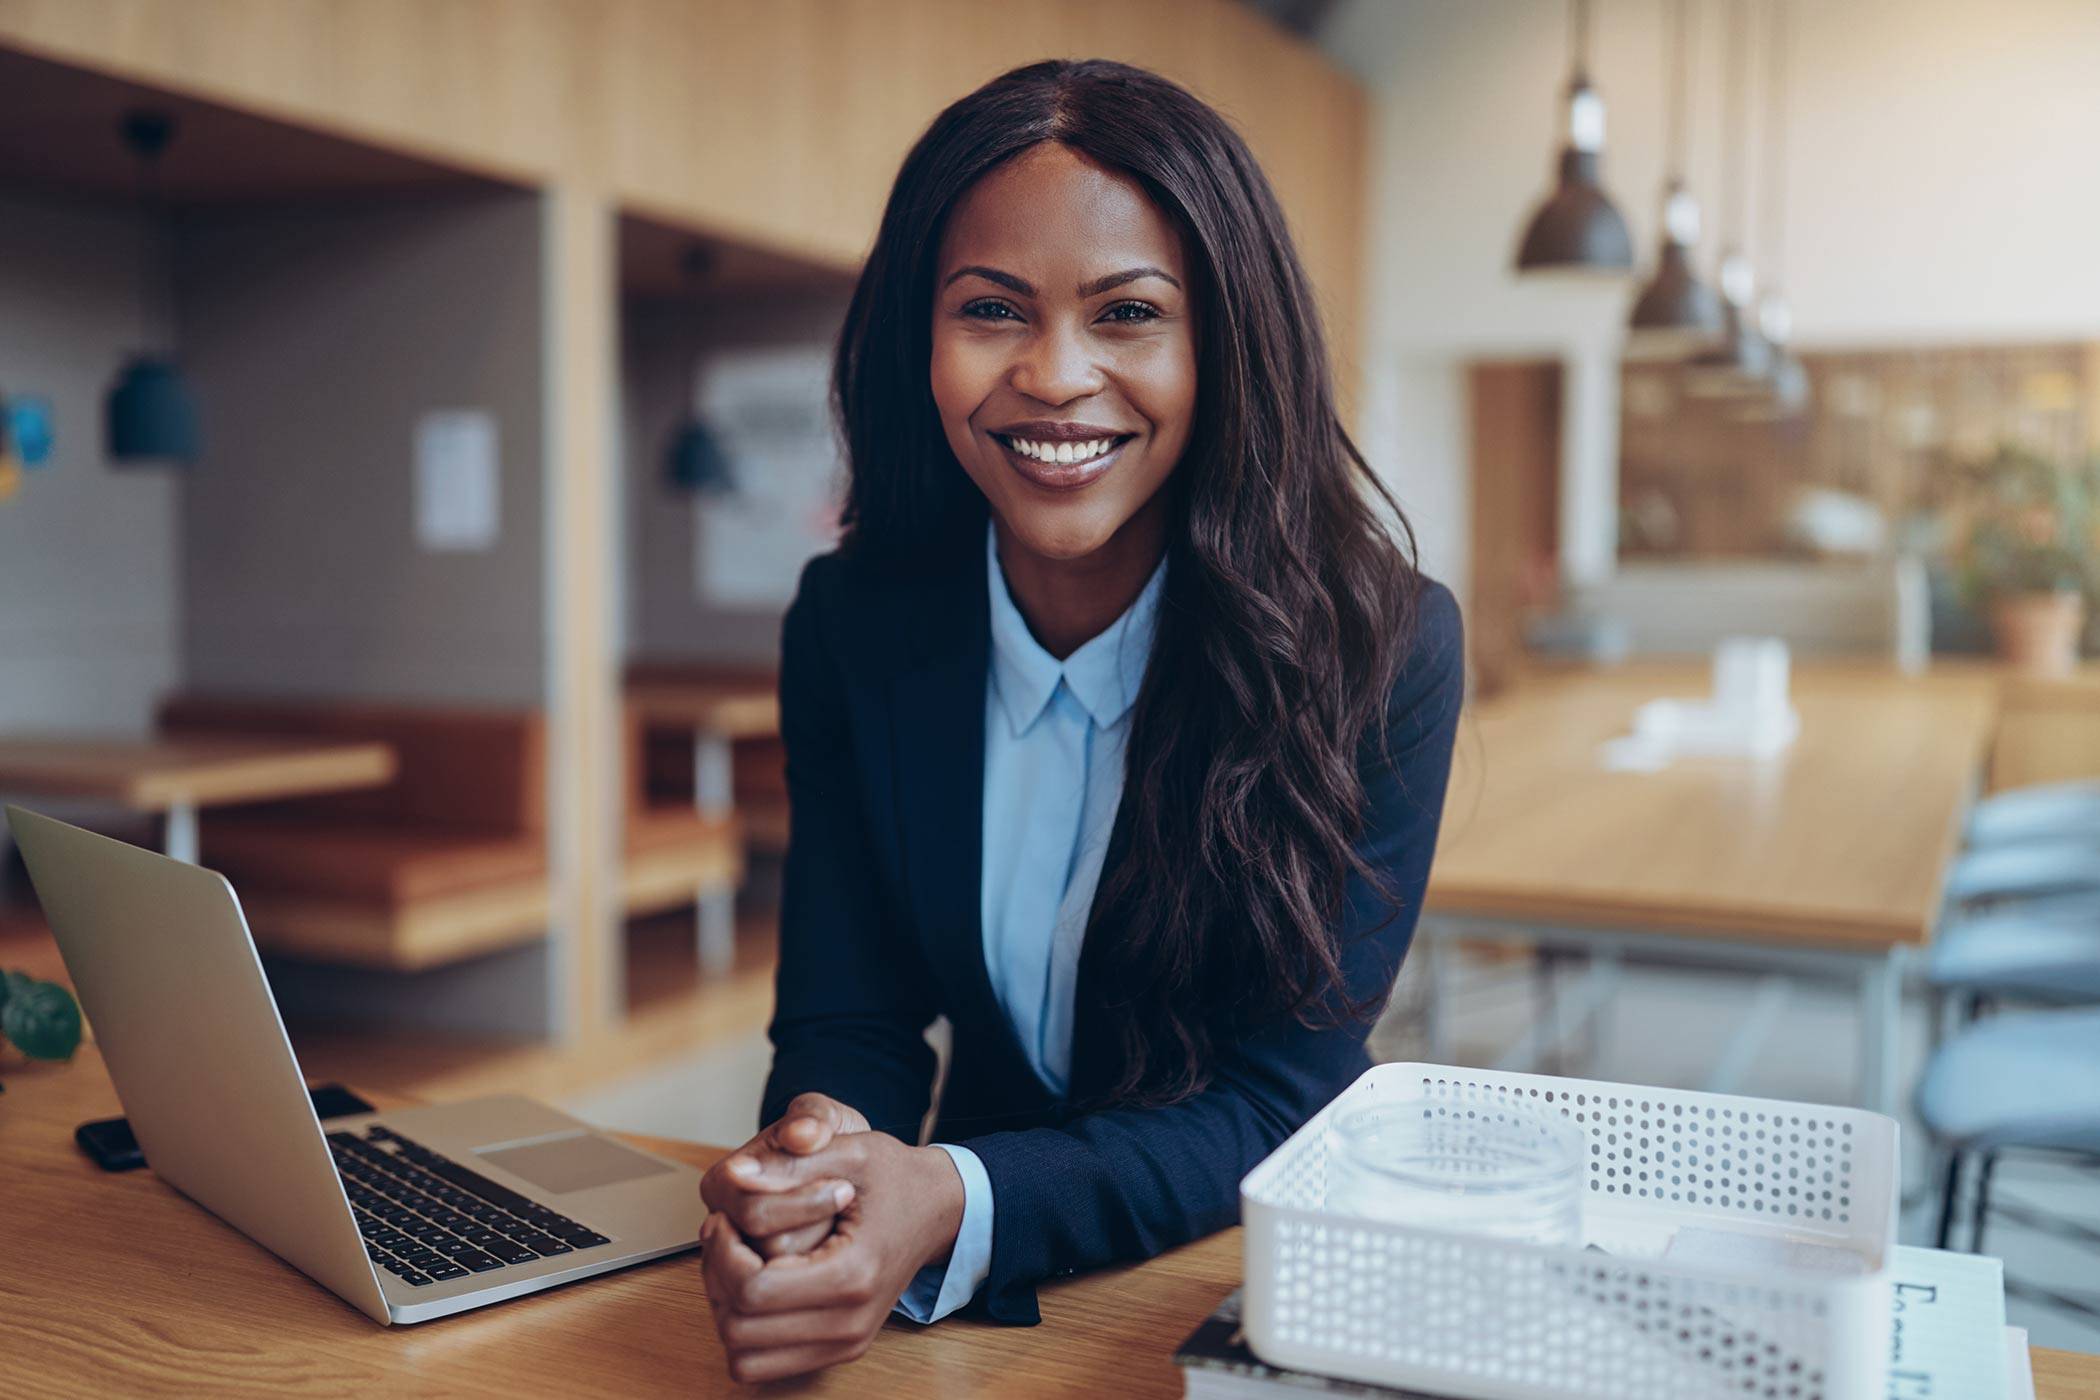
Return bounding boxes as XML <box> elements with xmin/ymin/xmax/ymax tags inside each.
<box><xmin>1570</xmin><ymin>0</ymin><xmax>1592</xmax><ymax>84</ymax></box>
<box><xmin>1718</xmin><ymin>0</ymin><xmax>1750</xmax><ymax>256</ymax></box>
<box><xmin>130</xmin><ymin>125</ymin><xmax>173</xmax><ymax>355</ymax></box>
<box><xmin>1664</xmin><ymin>0</ymin><xmax>1691</xmax><ymax>183</ymax></box>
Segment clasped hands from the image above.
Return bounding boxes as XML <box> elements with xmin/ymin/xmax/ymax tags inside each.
<box><xmin>698</xmin><ymin>1093</ymin><xmax>966</xmax><ymax>1383</ymax></box>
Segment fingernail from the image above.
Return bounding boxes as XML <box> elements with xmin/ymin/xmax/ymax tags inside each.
<box><xmin>833</xmin><ymin>1181</ymin><xmax>855</xmax><ymax>1209</ymax></box>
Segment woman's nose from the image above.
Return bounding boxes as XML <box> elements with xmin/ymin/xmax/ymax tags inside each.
<box><xmin>1008</xmin><ymin>321</ymin><xmax>1105</xmax><ymax>406</ymax></box>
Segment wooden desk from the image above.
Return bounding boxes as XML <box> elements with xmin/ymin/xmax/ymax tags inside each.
<box><xmin>1422</xmin><ymin>662</ymin><xmax>2002</xmax><ymax>1112</ymax></box>
<box><xmin>7</xmin><ymin>1046</ymin><xmax>2096</xmax><ymax>1397</ymax></box>
<box><xmin>0</xmin><ymin>734</ymin><xmax>396</xmax><ymax>864</ymax></box>
<box><xmin>1429</xmin><ymin>663</ymin><xmax>1999</xmax><ymax>948</ymax></box>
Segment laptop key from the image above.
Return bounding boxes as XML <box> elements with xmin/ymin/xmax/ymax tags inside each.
<box><xmin>484</xmin><ymin>1241</ymin><xmax>539</xmax><ymax>1265</ymax></box>
<box><xmin>397</xmin><ymin>1270</ymin><xmax>433</xmax><ymax>1286</ymax></box>
<box><xmin>511</xmin><ymin>1232</ymin><xmax>571</xmax><ymax>1256</ymax></box>
<box><xmin>559</xmin><ymin>1230</ymin><xmax>612</xmax><ymax>1249</ymax></box>
<box><xmin>455</xmin><ymin>1249</ymin><xmax>505</xmax><ymax>1273</ymax></box>
<box><xmin>425</xmin><ymin>1261</ymin><xmax>468</xmax><ymax>1281</ymax></box>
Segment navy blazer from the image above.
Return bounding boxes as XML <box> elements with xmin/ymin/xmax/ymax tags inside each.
<box><xmin>760</xmin><ymin>536</ymin><xmax>1464</xmax><ymax>1324</ymax></box>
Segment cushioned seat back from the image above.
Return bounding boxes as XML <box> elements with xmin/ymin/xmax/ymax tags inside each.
<box><xmin>157</xmin><ymin>695</ymin><xmax>546</xmax><ymax>834</ymax></box>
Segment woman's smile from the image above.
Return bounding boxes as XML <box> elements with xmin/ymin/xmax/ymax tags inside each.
<box><xmin>987</xmin><ymin>421</ymin><xmax>1139</xmax><ymax>492</ymax></box>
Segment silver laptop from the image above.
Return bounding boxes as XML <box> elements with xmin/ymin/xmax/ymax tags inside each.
<box><xmin>8</xmin><ymin>805</ymin><xmax>706</xmax><ymax>1325</ymax></box>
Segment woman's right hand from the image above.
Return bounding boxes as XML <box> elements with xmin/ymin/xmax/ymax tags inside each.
<box><xmin>699</xmin><ymin>1092</ymin><xmax>870</xmax><ymax>1259</ymax></box>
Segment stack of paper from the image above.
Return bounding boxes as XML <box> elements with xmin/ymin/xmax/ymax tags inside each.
<box><xmin>1179</xmin><ymin>1247</ymin><xmax>2032</xmax><ymax>1400</ymax></box>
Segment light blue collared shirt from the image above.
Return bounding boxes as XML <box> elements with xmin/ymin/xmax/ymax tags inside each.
<box><xmin>894</xmin><ymin>521</ymin><xmax>1166</xmax><ymax>1324</ymax></box>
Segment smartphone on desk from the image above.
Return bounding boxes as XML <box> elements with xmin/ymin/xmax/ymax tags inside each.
<box><xmin>76</xmin><ymin>1083</ymin><xmax>375</xmax><ymax>1172</ymax></box>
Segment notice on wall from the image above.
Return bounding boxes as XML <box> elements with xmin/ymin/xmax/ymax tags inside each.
<box><xmin>691</xmin><ymin>348</ymin><xmax>842</xmax><ymax>607</ymax></box>
<box><xmin>414</xmin><ymin>409</ymin><xmax>500</xmax><ymax>553</ymax></box>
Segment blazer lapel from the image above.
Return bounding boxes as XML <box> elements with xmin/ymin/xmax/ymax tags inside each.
<box><xmin>1065</xmin><ymin>793</ymin><xmax>1136</xmax><ymax>1103</ymax></box>
<box><xmin>885</xmin><ymin>550</ymin><xmax>1016</xmax><ymax>1058</ymax></box>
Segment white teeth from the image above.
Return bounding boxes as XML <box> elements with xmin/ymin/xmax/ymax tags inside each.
<box><xmin>1004</xmin><ymin>436</ymin><xmax>1119</xmax><ymax>464</ymax></box>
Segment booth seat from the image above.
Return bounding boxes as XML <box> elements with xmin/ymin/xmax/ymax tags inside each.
<box><xmin>156</xmin><ymin>696</ymin><xmax>740</xmax><ymax>971</ymax></box>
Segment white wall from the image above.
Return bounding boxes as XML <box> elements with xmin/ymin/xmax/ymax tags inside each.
<box><xmin>0</xmin><ymin>191</ymin><xmax>182</xmax><ymax>731</ymax></box>
<box><xmin>621</xmin><ymin>287</ymin><xmax>848</xmax><ymax>666</ymax></box>
<box><xmin>1323</xmin><ymin>0</ymin><xmax>2100</xmax><ymax>610</ymax></box>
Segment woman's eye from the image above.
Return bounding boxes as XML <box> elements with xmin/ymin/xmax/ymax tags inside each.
<box><xmin>1100</xmin><ymin>300</ymin><xmax>1162</xmax><ymax>324</ymax></box>
<box><xmin>961</xmin><ymin>298</ymin><xmax>1022</xmax><ymax>322</ymax></box>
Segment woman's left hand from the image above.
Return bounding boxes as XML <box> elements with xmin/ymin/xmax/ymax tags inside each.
<box><xmin>701</xmin><ymin>1132</ymin><xmax>966</xmax><ymax>1383</ymax></box>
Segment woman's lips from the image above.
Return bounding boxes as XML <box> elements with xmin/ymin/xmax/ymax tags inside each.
<box><xmin>990</xmin><ymin>432</ymin><xmax>1135</xmax><ymax>492</ymax></box>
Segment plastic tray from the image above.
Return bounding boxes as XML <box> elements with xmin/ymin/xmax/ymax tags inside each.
<box><xmin>1240</xmin><ymin>1063</ymin><xmax>1900</xmax><ymax>1400</ymax></box>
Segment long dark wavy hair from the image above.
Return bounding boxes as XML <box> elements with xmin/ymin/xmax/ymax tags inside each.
<box><xmin>834</xmin><ymin>58</ymin><xmax>1424</xmax><ymax>1105</ymax></box>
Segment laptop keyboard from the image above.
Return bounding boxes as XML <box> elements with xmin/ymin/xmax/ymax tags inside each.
<box><xmin>328</xmin><ymin>1125</ymin><xmax>613</xmax><ymax>1288</ymax></box>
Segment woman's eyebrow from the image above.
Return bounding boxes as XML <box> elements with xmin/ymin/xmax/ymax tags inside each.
<box><xmin>943</xmin><ymin>265</ymin><xmax>1034</xmax><ymax>295</ymax></box>
<box><xmin>1077</xmin><ymin>266</ymin><xmax>1182</xmax><ymax>296</ymax></box>
<box><xmin>940</xmin><ymin>265</ymin><xmax>1184</xmax><ymax>297</ymax></box>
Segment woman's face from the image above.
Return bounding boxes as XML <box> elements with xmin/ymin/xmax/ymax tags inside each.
<box><xmin>930</xmin><ymin>142</ymin><xmax>1197</xmax><ymax>564</ymax></box>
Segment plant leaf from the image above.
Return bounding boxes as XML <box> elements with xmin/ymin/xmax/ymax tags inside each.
<box><xmin>1</xmin><ymin>977</ymin><xmax>83</xmax><ymax>1061</ymax></box>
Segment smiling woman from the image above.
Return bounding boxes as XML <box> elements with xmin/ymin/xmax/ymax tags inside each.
<box><xmin>695</xmin><ymin>58</ymin><xmax>1464</xmax><ymax>1384</ymax></box>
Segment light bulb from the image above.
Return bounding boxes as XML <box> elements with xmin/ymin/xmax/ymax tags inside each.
<box><xmin>1567</xmin><ymin>84</ymin><xmax>1607</xmax><ymax>154</ymax></box>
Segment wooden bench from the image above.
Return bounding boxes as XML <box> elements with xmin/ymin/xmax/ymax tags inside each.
<box><xmin>157</xmin><ymin>697</ymin><xmax>740</xmax><ymax>972</ymax></box>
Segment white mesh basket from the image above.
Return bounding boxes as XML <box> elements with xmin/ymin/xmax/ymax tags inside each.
<box><xmin>1240</xmin><ymin>1063</ymin><xmax>1900</xmax><ymax>1400</ymax></box>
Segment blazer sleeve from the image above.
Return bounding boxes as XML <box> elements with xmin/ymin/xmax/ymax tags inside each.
<box><xmin>957</xmin><ymin>579</ymin><xmax>1465</xmax><ymax>1323</ymax></box>
<box><xmin>760</xmin><ymin>555</ymin><xmax>941</xmax><ymax>1141</ymax></box>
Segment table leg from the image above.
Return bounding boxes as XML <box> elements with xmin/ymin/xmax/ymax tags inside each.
<box><xmin>693</xmin><ymin>731</ymin><xmax>733</xmax><ymax>820</ymax></box>
<box><xmin>164</xmin><ymin>800</ymin><xmax>200</xmax><ymax>865</ymax></box>
<box><xmin>698</xmin><ymin>888</ymin><xmax>737</xmax><ymax>977</ymax></box>
<box><xmin>693</xmin><ymin>728</ymin><xmax>736</xmax><ymax>976</ymax></box>
<box><xmin>1857</xmin><ymin>949</ymin><xmax>1903</xmax><ymax>1116</ymax></box>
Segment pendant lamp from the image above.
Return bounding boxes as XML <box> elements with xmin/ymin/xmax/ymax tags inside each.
<box><xmin>1627</xmin><ymin>0</ymin><xmax>1722</xmax><ymax>356</ymax></box>
<box><xmin>664</xmin><ymin>243</ymin><xmax>736</xmax><ymax>495</ymax></box>
<box><xmin>107</xmin><ymin>109</ymin><xmax>199</xmax><ymax>466</ymax></box>
<box><xmin>1515</xmin><ymin>0</ymin><xmax>1634</xmax><ymax>275</ymax></box>
<box><xmin>1683</xmin><ymin>0</ymin><xmax>1772</xmax><ymax>399</ymax></box>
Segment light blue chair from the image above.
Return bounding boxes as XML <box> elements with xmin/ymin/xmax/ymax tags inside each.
<box><xmin>1966</xmin><ymin>780</ymin><xmax>2100</xmax><ymax>849</ymax></box>
<box><xmin>1940</xmin><ymin>838</ymin><xmax>2100</xmax><ymax>907</ymax></box>
<box><xmin>1918</xmin><ymin>1007</ymin><xmax>2100</xmax><ymax>1319</ymax></box>
<box><xmin>1929</xmin><ymin>897</ymin><xmax>2100</xmax><ymax>1004</ymax></box>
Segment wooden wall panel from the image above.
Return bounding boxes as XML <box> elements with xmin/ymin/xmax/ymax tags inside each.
<box><xmin>0</xmin><ymin>0</ymin><xmax>1369</xmax><ymax>352</ymax></box>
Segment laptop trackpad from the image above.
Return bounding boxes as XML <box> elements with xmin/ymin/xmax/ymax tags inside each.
<box><xmin>476</xmin><ymin>1133</ymin><xmax>674</xmax><ymax>1195</ymax></box>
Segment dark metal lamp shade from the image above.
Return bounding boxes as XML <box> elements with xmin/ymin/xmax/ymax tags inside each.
<box><xmin>1681</xmin><ymin>303</ymin><xmax>1773</xmax><ymax>400</ymax></box>
<box><xmin>1627</xmin><ymin>241</ymin><xmax>1724</xmax><ymax>359</ymax></box>
<box><xmin>1627</xmin><ymin>184</ymin><xmax>1723</xmax><ymax>356</ymax></box>
<box><xmin>106</xmin><ymin>355</ymin><xmax>198</xmax><ymax>465</ymax></box>
<box><xmin>1515</xmin><ymin>147</ymin><xmax>1634</xmax><ymax>275</ymax></box>
<box><xmin>667</xmin><ymin>415</ymin><xmax>735</xmax><ymax>495</ymax></box>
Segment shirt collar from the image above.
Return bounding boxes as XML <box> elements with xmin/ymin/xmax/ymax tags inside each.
<box><xmin>986</xmin><ymin>520</ymin><xmax>1166</xmax><ymax>736</ymax></box>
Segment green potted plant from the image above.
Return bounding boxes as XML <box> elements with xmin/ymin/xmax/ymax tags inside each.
<box><xmin>0</xmin><ymin>968</ymin><xmax>82</xmax><ymax>1086</ymax></box>
<box><xmin>1942</xmin><ymin>442</ymin><xmax>2100</xmax><ymax>676</ymax></box>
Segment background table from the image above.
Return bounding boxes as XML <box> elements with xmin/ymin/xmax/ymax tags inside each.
<box><xmin>1422</xmin><ymin>662</ymin><xmax>2002</xmax><ymax>1113</ymax></box>
<box><xmin>5</xmin><ymin>1045</ymin><xmax>2094</xmax><ymax>1396</ymax></box>
<box><xmin>626</xmin><ymin>673</ymin><xmax>778</xmax><ymax>974</ymax></box>
<box><xmin>0</xmin><ymin>734</ymin><xmax>396</xmax><ymax>864</ymax></box>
